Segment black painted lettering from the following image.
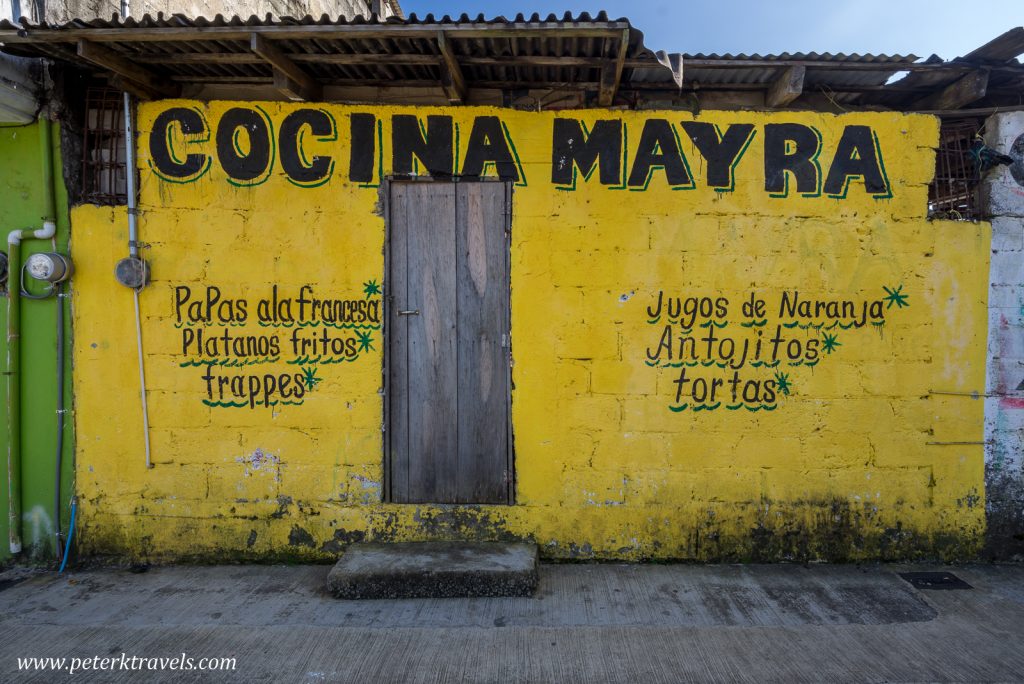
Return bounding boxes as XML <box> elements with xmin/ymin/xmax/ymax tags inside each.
<box><xmin>279</xmin><ymin>108</ymin><xmax>335</xmax><ymax>186</ymax></box>
<box><xmin>461</xmin><ymin>116</ymin><xmax>519</xmax><ymax>181</ymax></box>
<box><xmin>551</xmin><ymin>118</ymin><xmax>622</xmax><ymax>186</ymax></box>
<box><xmin>823</xmin><ymin>125</ymin><xmax>889</xmax><ymax>196</ymax></box>
<box><xmin>149</xmin><ymin>107</ymin><xmax>209</xmax><ymax>180</ymax></box>
<box><xmin>391</xmin><ymin>115</ymin><xmax>454</xmax><ymax>177</ymax></box>
<box><xmin>680</xmin><ymin>122</ymin><xmax>754</xmax><ymax>189</ymax></box>
<box><xmin>764</xmin><ymin>123</ymin><xmax>820</xmax><ymax>195</ymax></box>
<box><xmin>348</xmin><ymin>113</ymin><xmax>376</xmax><ymax>183</ymax></box>
<box><xmin>627</xmin><ymin>119</ymin><xmax>692</xmax><ymax>188</ymax></box>
<box><xmin>174</xmin><ymin>285</ymin><xmax>191</xmax><ymax>323</ymax></box>
<box><xmin>216</xmin><ymin>107</ymin><xmax>273</xmax><ymax>184</ymax></box>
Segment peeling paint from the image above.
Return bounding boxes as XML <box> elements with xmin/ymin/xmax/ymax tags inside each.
<box><xmin>287</xmin><ymin>525</ymin><xmax>315</xmax><ymax>548</ymax></box>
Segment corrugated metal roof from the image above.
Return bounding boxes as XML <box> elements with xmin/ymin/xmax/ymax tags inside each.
<box><xmin>0</xmin><ymin>14</ymin><xmax>1021</xmax><ymax>110</ymax></box>
<box><xmin>873</xmin><ymin>29</ymin><xmax>1024</xmax><ymax>109</ymax></box>
<box><xmin>630</xmin><ymin>44</ymin><xmax>1023</xmax><ymax>109</ymax></box>
<box><xmin>640</xmin><ymin>52</ymin><xmax>921</xmax><ymax>105</ymax></box>
<box><xmin>0</xmin><ymin>10</ymin><xmax>626</xmax><ymax>29</ymax></box>
<box><xmin>634</xmin><ymin>52</ymin><xmax>915</xmax><ymax>84</ymax></box>
<box><xmin>0</xmin><ymin>12</ymin><xmax>678</xmax><ymax>94</ymax></box>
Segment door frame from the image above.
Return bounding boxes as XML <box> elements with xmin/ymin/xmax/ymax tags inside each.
<box><xmin>381</xmin><ymin>176</ymin><xmax>515</xmax><ymax>505</ymax></box>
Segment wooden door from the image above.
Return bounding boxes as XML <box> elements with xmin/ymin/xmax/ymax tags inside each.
<box><xmin>386</xmin><ymin>181</ymin><xmax>512</xmax><ymax>504</ymax></box>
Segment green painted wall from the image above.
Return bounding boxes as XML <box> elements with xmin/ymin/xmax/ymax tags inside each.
<box><xmin>0</xmin><ymin>118</ymin><xmax>74</xmax><ymax>563</ymax></box>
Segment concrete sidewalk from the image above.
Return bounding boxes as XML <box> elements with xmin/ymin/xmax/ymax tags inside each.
<box><xmin>0</xmin><ymin>562</ymin><xmax>1022</xmax><ymax>682</ymax></box>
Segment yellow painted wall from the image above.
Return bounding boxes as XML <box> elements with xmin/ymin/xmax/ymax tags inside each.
<box><xmin>70</xmin><ymin>101</ymin><xmax>989</xmax><ymax>561</ymax></box>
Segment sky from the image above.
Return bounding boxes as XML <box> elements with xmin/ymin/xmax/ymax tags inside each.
<box><xmin>399</xmin><ymin>0</ymin><xmax>1024</xmax><ymax>61</ymax></box>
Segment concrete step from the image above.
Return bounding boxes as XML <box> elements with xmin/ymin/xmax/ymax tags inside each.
<box><xmin>327</xmin><ymin>542</ymin><xmax>538</xmax><ymax>599</ymax></box>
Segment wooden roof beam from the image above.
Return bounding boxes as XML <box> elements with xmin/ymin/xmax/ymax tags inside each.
<box><xmin>597</xmin><ymin>28</ymin><xmax>629</xmax><ymax>106</ymax></box>
<box><xmin>912</xmin><ymin>69</ymin><xmax>989</xmax><ymax>110</ymax></box>
<box><xmin>250</xmin><ymin>33</ymin><xmax>322</xmax><ymax>101</ymax></box>
<box><xmin>76</xmin><ymin>39</ymin><xmax>180</xmax><ymax>99</ymax></box>
<box><xmin>962</xmin><ymin>27</ymin><xmax>1024</xmax><ymax>62</ymax></box>
<box><xmin>0</xmin><ymin>23</ymin><xmax>628</xmax><ymax>44</ymax></box>
<box><xmin>765</xmin><ymin>65</ymin><xmax>805</xmax><ymax>108</ymax></box>
<box><xmin>132</xmin><ymin>52</ymin><xmax>617</xmax><ymax>68</ymax></box>
<box><xmin>436</xmin><ymin>31</ymin><xmax>466</xmax><ymax>104</ymax></box>
<box><xmin>107</xmin><ymin>74</ymin><xmax>162</xmax><ymax>101</ymax></box>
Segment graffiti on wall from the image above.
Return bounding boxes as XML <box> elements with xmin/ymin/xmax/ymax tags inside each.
<box><xmin>1008</xmin><ymin>132</ymin><xmax>1024</xmax><ymax>189</ymax></box>
<box><xmin>174</xmin><ymin>282</ymin><xmax>381</xmax><ymax>408</ymax></box>
<box><xmin>146</xmin><ymin>107</ymin><xmax>892</xmax><ymax>199</ymax></box>
<box><xmin>644</xmin><ymin>285</ymin><xmax>909</xmax><ymax>412</ymax></box>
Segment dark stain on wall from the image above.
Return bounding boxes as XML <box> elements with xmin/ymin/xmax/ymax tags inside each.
<box><xmin>320</xmin><ymin>528</ymin><xmax>367</xmax><ymax>555</ymax></box>
<box><xmin>287</xmin><ymin>525</ymin><xmax>315</xmax><ymax>548</ymax></box>
<box><xmin>985</xmin><ymin>463</ymin><xmax>1024</xmax><ymax>560</ymax></box>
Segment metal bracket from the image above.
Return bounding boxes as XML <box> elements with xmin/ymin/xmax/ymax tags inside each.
<box><xmin>397</xmin><ymin>309</ymin><xmax>419</xmax><ymax>316</ymax></box>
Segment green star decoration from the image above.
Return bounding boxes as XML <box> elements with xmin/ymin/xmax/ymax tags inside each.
<box><xmin>774</xmin><ymin>371</ymin><xmax>792</xmax><ymax>396</ymax></box>
<box><xmin>821</xmin><ymin>332</ymin><xmax>841</xmax><ymax>355</ymax></box>
<box><xmin>300</xmin><ymin>365</ymin><xmax>322</xmax><ymax>391</ymax></box>
<box><xmin>882</xmin><ymin>284</ymin><xmax>909</xmax><ymax>309</ymax></box>
<box><xmin>356</xmin><ymin>331</ymin><xmax>375</xmax><ymax>353</ymax></box>
<box><xmin>363</xmin><ymin>279</ymin><xmax>382</xmax><ymax>299</ymax></box>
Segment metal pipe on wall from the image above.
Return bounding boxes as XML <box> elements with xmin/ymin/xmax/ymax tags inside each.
<box><xmin>53</xmin><ymin>279</ymin><xmax>65</xmax><ymax>562</ymax></box>
<box><xmin>6</xmin><ymin>115</ymin><xmax>57</xmax><ymax>554</ymax></box>
<box><xmin>119</xmin><ymin>0</ymin><xmax>152</xmax><ymax>469</ymax></box>
<box><xmin>123</xmin><ymin>87</ymin><xmax>151</xmax><ymax>468</ymax></box>
<box><xmin>124</xmin><ymin>94</ymin><xmax>138</xmax><ymax>259</ymax></box>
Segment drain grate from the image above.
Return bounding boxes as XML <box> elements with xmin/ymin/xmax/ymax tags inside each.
<box><xmin>899</xmin><ymin>571</ymin><xmax>972</xmax><ymax>590</ymax></box>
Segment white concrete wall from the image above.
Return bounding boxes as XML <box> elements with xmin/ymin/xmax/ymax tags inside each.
<box><xmin>2</xmin><ymin>0</ymin><xmax>36</xmax><ymax>22</ymax></box>
<box><xmin>41</xmin><ymin>0</ymin><xmax>390</xmax><ymax>24</ymax></box>
<box><xmin>0</xmin><ymin>53</ymin><xmax>38</xmax><ymax>123</ymax></box>
<box><xmin>982</xmin><ymin>110</ymin><xmax>1024</xmax><ymax>558</ymax></box>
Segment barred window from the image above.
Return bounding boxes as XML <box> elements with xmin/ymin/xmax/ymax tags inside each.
<box><xmin>928</xmin><ymin>118</ymin><xmax>985</xmax><ymax>221</ymax></box>
<box><xmin>81</xmin><ymin>87</ymin><xmax>127</xmax><ymax>205</ymax></box>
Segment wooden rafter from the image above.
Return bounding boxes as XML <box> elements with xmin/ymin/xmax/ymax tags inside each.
<box><xmin>436</xmin><ymin>31</ymin><xmax>466</xmax><ymax>104</ymax></box>
<box><xmin>250</xmin><ymin>33</ymin><xmax>322</xmax><ymax>102</ymax></box>
<box><xmin>597</xmin><ymin>28</ymin><xmax>629</xmax><ymax>106</ymax></box>
<box><xmin>765</xmin><ymin>65</ymin><xmax>805</xmax><ymax>108</ymax></box>
<box><xmin>912</xmin><ymin>69</ymin><xmax>990</xmax><ymax>110</ymax></box>
<box><xmin>84</xmin><ymin>51</ymin><xmax>1024</xmax><ymax>76</ymax></box>
<box><xmin>130</xmin><ymin>53</ymin><xmax>648</xmax><ymax>68</ymax></box>
<box><xmin>76</xmin><ymin>39</ymin><xmax>180</xmax><ymax>99</ymax></box>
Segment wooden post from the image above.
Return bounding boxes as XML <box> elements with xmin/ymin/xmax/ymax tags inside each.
<box><xmin>598</xmin><ymin>28</ymin><xmax>629</xmax><ymax>107</ymax></box>
<box><xmin>765</xmin><ymin>65</ymin><xmax>805</xmax><ymax>108</ymax></box>
<box><xmin>436</xmin><ymin>31</ymin><xmax>466</xmax><ymax>104</ymax></box>
<box><xmin>250</xmin><ymin>33</ymin><xmax>323</xmax><ymax>102</ymax></box>
<box><xmin>77</xmin><ymin>39</ymin><xmax>180</xmax><ymax>99</ymax></box>
<box><xmin>912</xmin><ymin>70</ymin><xmax>990</xmax><ymax>111</ymax></box>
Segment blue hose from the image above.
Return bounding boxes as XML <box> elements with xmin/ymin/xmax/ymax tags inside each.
<box><xmin>57</xmin><ymin>498</ymin><xmax>76</xmax><ymax>573</ymax></box>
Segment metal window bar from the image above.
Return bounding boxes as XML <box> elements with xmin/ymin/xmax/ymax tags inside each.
<box><xmin>81</xmin><ymin>87</ymin><xmax>127</xmax><ymax>205</ymax></box>
<box><xmin>928</xmin><ymin>118</ymin><xmax>984</xmax><ymax>221</ymax></box>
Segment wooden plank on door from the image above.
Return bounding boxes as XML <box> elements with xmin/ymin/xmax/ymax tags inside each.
<box><xmin>455</xmin><ymin>182</ymin><xmax>511</xmax><ymax>503</ymax></box>
<box><xmin>406</xmin><ymin>182</ymin><xmax>459</xmax><ymax>503</ymax></box>
<box><xmin>387</xmin><ymin>182</ymin><xmax>411</xmax><ymax>503</ymax></box>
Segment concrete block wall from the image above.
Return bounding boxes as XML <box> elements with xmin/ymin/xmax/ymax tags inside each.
<box><xmin>67</xmin><ymin>103</ymin><xmax>990</xmax><ymax>562</ymax></box>
<box><xmin>982</xmin><ymin>110</ymin><xmax>1024</xmax><ymax>558</ymax></box>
